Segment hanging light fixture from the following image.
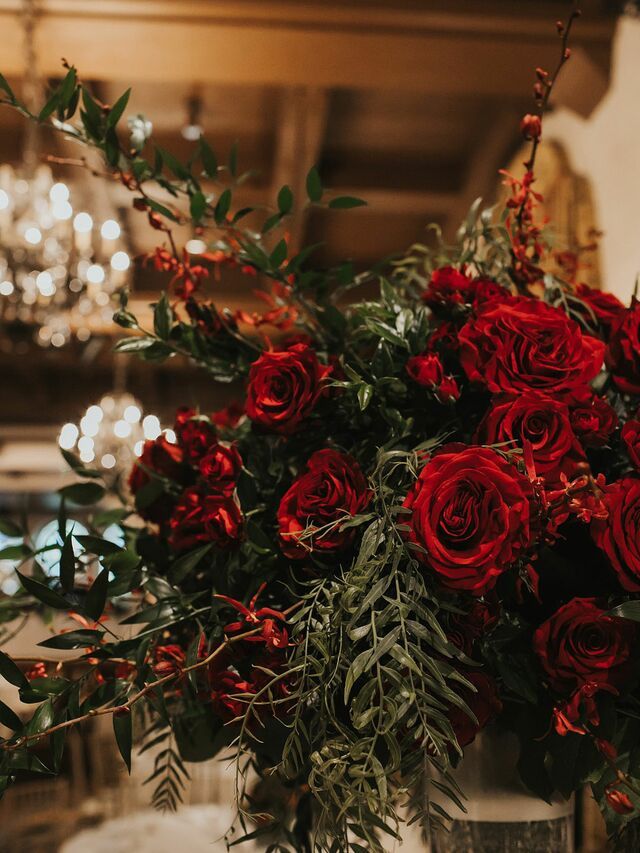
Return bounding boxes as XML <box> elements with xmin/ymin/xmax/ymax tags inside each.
<box><xmin>0</xmin><ymin>0</ymin><xmax>130</xmax><ymax>350</ymax></box>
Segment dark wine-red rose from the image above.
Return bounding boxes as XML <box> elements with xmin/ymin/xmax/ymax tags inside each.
<box><xmin>405</xmin><ymin>352</ymin><xmax>460</xmax><ymax>401</ymax></box>
<box><xmin>570</xmin><ymin>394</ymin><xmax>618</xmax><ymax>448</ymax></box>
<box><xmin>402</xmin><ymin>445</ymin><xmax>534</xmax><ymax>594</ymax></box>
<box><xmin>246</xmin><ymin>343</ymin><xmax>331</xmax><ymax>435</ymax></box>
<box><xmin>533</xmin><ymin>597</ymin><xmax>635</xmax><ymax>693</ymax></box>
<box><xmin>174</xmin><ymin>408</ymin><xmax>217</xmax><ymax>463</ymax></box>
<box><xmin>576</xmin><ymin>283</ymin><xmax>625</xmax><ymax>331</ymax></box>
<box><xmin>422</xmin><ymin>266</ymin><xmax>475</xmax><ymax>310</ymax></box>
<box><xmin>128</xmin><ymin>435</ymin><xmax>185</xmax><ymax>522</ymax></box>
<box><xmin>607</xmin><ymin>300</ymin><xmax>640</xmax><ymax>394</ymax></box>
<box><xmin>476</xmin><ymin>392</ymin><xmax>586</xmax><ymax>488</ymax></box>
<box><xmin>169</xmin><ymin>486</ymin><xmax>243</xmax><ymax>551</ymax></box>
<box><xmin>199</xmin><ymin>443</ymin><xmax>242</xmax><ymax>495</ymax></box>
<box><xmin>459</xmin><ymin>298</ymin><xmax>604</xmax><ymax>396</ymax></box>
<box><xmin>622</xmin><ymin>421</ymin><xmax>640</xmax><ymax>470</ymax></box>
<box><xmin>277</xmin><ymin>448</ymin><xmax>371</xmax><ymax>559</ymax></box>
<box><xmin>592</xmin><ymin>476</ymin><xmax>640</xmax><ymax>591</ymax></box>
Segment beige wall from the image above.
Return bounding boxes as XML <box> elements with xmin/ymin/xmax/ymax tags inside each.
<box><xmin>546</xmin><ymin>15</ymin><xmax>640</xmax><ymax>302</ymax></box>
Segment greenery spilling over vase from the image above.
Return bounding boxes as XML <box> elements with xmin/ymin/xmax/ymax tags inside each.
<box><xmin>2</xmin><ymin>8</ymin><xmax>640</xmax><ymax>851</ymax></box>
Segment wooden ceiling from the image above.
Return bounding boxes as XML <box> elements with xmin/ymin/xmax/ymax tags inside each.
<box><xmin>0</xmin><ymin>0</ymin><xmax>620</xmax><ymax>428</ymax></box>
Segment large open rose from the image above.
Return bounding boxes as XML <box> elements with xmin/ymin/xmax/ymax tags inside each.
<box><xmin>533</xmin><ymin>597</ymin><xmax>635</xmax><ymax>693</ymax></box>
<box><xmin>128</xmin><ymin>435</ymin><xmax>187</xmax><ymax>523</ymax></box>
<box><xmin>198</xmin><ymin>442</ymin><xmax>243</xmax><ymax>495</ymax></box>
<box><xmin>459</xmin><ymin>298</ymin><xmax>604</xmax><ymax>396</ymax></box>
<box><xmin>476</xmin><ymin>392</ymin><xmax>586</xmax><ymax>487</ymax></box>
<box><xmin>174</xmin><ymin>407</ymin><xmax>218</xmax><ymax>463</ymax></box>
<box><xmin>402</xmin><ymin>445</ymin><xmax>534</xmax><ymax>594</ymax></box>
<box><xmin>169</xmin><ymin>487</ymin><xmax>243</xmax><ymax>551</ymax></box>
<box><xmin>592</xmin><ymin>476</ymin><xmax>640</xmax><ymax>591</ymax></box>
<box><xmin>246</xmin><ymin>343</ymin><xmax>331</xmax><ymax>435</ymax></box>
<box><xmin>606</xmin><ymin>300</ymin><xmax>640</xmax><ymax>394</ymax></box>
<box><xmin>277</xmin><ymin>448</ymin><xmax>371</xmax><ymax>559</ymax></box>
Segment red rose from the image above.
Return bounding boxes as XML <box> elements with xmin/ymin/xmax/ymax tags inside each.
<box><xmin>520</xmin><ymin>113</ymin><xmax>542</xmax><ymax>140</ymax></box>
<box><xmin>199</xmin><ymin>443</ymin><xmax>243</xmax><ymax>495</ymax></box>
<box><xmin>426</xmin><ymin>321</ymin><xmax>460</xmax><ymax>354</ymax></box>
<box><xmin>448</xmin><ymin>670</ymin><xmax>502</xmax><ymax>748</ymax></box>
<box><xmin>169</xmin><ymin>487</ymin><xmax>243</xmax><ymax>551</ymax></box>
<box><xmin>476</xmin><ymin>392</ymin><xmax>586</xmax><ymax>488</ymax></box>
<box><xmin>422</xmin><ymin>266</ymin><xmax>474</xmax><ymax>310</ymax></box>
<box><xmin>402</xmin><ymin>445</ymin><xmax>534</xmax><ymax>594</ymax></box>
<box><xmin>174</xmin><ymin>408</ymin><xmax>217</xmax><ymax>463</ymax></box>
<box><xmin>128</xmin><ymin>435</ymin><xmax>185</xmax><ymax>522</ymax></box>
<box><xmin>153</xmin><ymin>644</ymin><xmax>186</xmax><ymax>676</ymax></box>
<box><xmin>607</xmin><ymin>300</ymin><xmax>640</xmax><ymax>394</ymax></box>
<box><xmin>246</xmin><ymin>343</ymin><xmax>331</xmax><ymax>435</ymax></box>
<box><xmin>592</xmin><ymin>476</ymin><xmax>640</xmax><ymax>591</ymax></box>
<box><xmin>570</xmin><ymin>394</ymin><xmax>618</xmax><ymax>447</ymax></box>
<box><xmin>277</xmin><ymin>449</ymin><xmax>371</xmax><ymax>559</ymax></box>
<box><xmin>405</xmin><ymin>353</ymin><xmax>460</xmax><ymax>401</ymax></box>
<box><xmin>472</xmin><ymin>279</ymin><xmax>515</xmax><ymax>309</ymax></box>
<box><xmin>533</xmin><ymin>597</ymin><xmax>635</xmax><ymax>693</ymax></box>
<box><xmin>576</xmin><ymin>283</ymin><xmax>625</xmax><ymax>331</ymax></box>
<box><xmin>622</xmin><ymin>421</ymin><xmax>640</xmax><ymax>470</ymax></box>
<box><xmin>212</xmin><ymin>401</ymin><xmax>245</xmax><ymax>430</ymax></box>
<box><xmin>448</xmin><ymin>599</ymin><xmax>499</xmax><ymax>655</ymax></box>
<box><xmin>459</xmin><ymin>298</ymin><xmax>604</xmax><ymax>396</ymax></box>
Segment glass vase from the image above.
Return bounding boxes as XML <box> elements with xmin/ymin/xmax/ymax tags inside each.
<box><xmin>429</xmin><ymin>729</ymin><xmax>574</xmax><ymax>853</ymax></box>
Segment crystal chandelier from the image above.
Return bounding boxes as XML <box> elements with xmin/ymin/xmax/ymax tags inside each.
<box><xmin>0</xmin><ymin>0</ymin><xmax>130</xmax><ymax>350</ymax></box>
<box><xmin>58</xmin><ymin>392</ymin><xmax>174</xmax><ymax>482</ymax></box>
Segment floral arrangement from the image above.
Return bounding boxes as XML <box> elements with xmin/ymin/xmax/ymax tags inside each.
<box><xmin>2</xmin><ymin>9</ymin><xmax>640</xmax><ymax>851</ymax></box>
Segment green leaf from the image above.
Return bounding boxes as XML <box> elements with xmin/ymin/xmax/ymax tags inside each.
<box><xmin>113</xmin><ymin>711</ymin><xmax>133</xmax><ymax>773</ymax></box>
<box><xmin>277</xmin><ymin>185</ymin><xmax>293</xmax><ymax>214</ymax></box>
<box><xmin>38</xmin><ymin>629</ymin><xmax>104</xmax><ymax>649</ymax></box>
<box><xmin>60</xmin><ymin>449</ymin><xmax>103</xmax><ymax>479</ymax></box>
<box><xmin>59</xmin><ymin>482</ymin><xmax>105</xmax><ymax>506</ymax></box>
<box><xmin>0</xmin><ymin>543</ymin><xmax>31</xmax><ymax>561</ymax></box>
<box><xmin>269</xmin><ymin>238</ymin><xmax>287</xmax><ymax>269</ymax></box>
<box><xmin>306</xmin><ymin>167</ymin><xmax>323</xmax><ymax>203</ymax></box>
<box><xmin>74</xmin><ymin>535</ymin><xmax>123</xmax><ymax>557</ymax></box>
<box><xmin>328</xmin><ymin>196</ymin><xmax>367</xmax><ymax>209</ymax></box>
<box><xmin>169</xmin><ymin>544</ymin><xmax>212</xmax><ymax>584</ymax></box>
<box><xmin>153</xmin><ymin>292</ymin><xmax>173</xmax><ymax>340</ymax></box>
<box><xmin>26</xmin><ymin>698</ymin><xmax>54</xmax><ymax>735</ymax></box>
<box><xmin>364</xmin><ymin>318</ymin><xmax>409</xmax><ymax>350</ymax></box>
<box><xmin>199</xmin><ymin>139</ymin><xmax>218</xmax><ymax>178</ymax></box>
<box><xmin>114</xmin><ymin>336</ymin><xmax>157</xmax><ymax>353</ymax></box>
<box><xmin>157</xmin><ymin>146</ymin><xmax>190</xmax><ymax>180</ymax></box>
<box><xmin>261</xmin><ymin>212</ymin><xmax>284</xmax><ymax>235</ymax></box>
<box><xmin>0</xmin><ymin>73</ymin><xmax>15</xmax><ymax>101</ymax></box>
<box><xmin>608</xmin><ymin>601</ymin><xmax>640</xmax><ymax>621</ymax></box>
<box><xmin>59</xmin><ymin>534</ymin><xmax>76</xmax><ymax>593</ymax></box>
<box><xmin>16</xmin><ymin>571</ymin><xmax>70</xmax><ymax>610</ymax></box>
<box><xmin>214</xmin><ymin>188</ymin><xmax>232</xmax><ymax>224</ymax></box>
<box><xmin>81</xmin><ymin>86</ymin><xmax>103</xmax><ymax>136</ymax></box>
<box><xmin>38</xmin><ymin>90</ymin><xmax>60</xmax><ymax>122</ymax></box>
<box><xmin>57</xmin><ymin>67</ymin><xmax>78</xmax><ymax>111</ymax></box>
<box><xmin>0</xmin><ymin>698</ymin><xmax>22</xmax><ymax>730</ymax></box>
<box><xmin>107</xmin><ymin>88</ymin><xmax>131</xmax><ymax>128</ymax></box>
<box><xmin>84</xmin><ymin>569</ymin><xmax>110</xmax><ymax>621</ymax></box>
<box><xmin>189</xmin><ymin>191</ymin><xmax>207</xmax><ymax>223</ymax></box>
<box><xmin>0</xmin><ymin>517</ymin><xmax>23</xmax><ymax>537</ymax></box>
<box><xmin>357</xmin><ymin>384</ymin><xmax>373</xmax><ymax>411</ymax></box>
<box><xmin>0</xmin><ymin>649</ymin><xmax>28</xmax><ymax>688</ymax></box>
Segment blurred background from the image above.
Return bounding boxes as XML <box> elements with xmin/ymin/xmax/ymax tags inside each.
<box><xmin>0</xmin><ymin>0</ymin><xmax>638</xmax><ymax>850</ymax></box>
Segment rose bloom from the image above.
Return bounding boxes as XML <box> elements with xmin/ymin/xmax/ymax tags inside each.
<box><xmin>199</xmin><ymin>442</ymin><xmax>243</xmax><ymax>495</ymax></box>
<box><xmin>622</xmin><ymin>421</ymin><xmax>640</xmax><ymax>470</ymax></box>
<box><xmin>169</xmin><ymin>486</ymin><xmax>243</xmax><ymax>551</ymax></box>
<box><xmin>592</xmin><ymin>476</ymin><xmax>640</xmax><ymax>591</ymax></box>
<box><xmin>405</xmin><ymin>353</ymin><xmax>460</xmax><ymax>401</ymax></box>
<box><xmin>128</xmin><ymin>435</ymin><xmax>186</xmax><ymax>523</ymax></box>
<box><xmin>212</xmin><ymin>401</ymin><xmax>245</xmax><ymax>430</ymax></box>
<box><xmin>447</xmin><ymin>599</ymin><xmax>499</xmax><ymax>656</ymax></box>
<box><xmin>277</xmin><ymin>448</ymin><xmax>371</xmax><ymax>559</ymax></box>
<box><xmin>570</xmin><ymin>394</ymin><xmax>618</xmax><ymax>448</ymax></box>
<box><xmin>576</xmin><ymin>283</ymin><xmax>625</xmax><ymax>331</ymax></box>
<box><xmin>607</xmin><ymin>300</ymin><xmax>640</xmax><ymax>394</ymax></box>
<box><xmin>459</xmin><ymin>298</ymin><xmax>604</xmax><ymax>396</ymax></box>
<box><xmin>246</xmin><ymin>343</ymin><xmax>331</xmax><ymax>435</ymax></box>
<box><xmin>533</xmin><ymin>597</ymin><xmax>635</xmax><ymax>693</ymax></box>
<box><xmin>476</xmin><ymin>392</ymin><xmax>586</xmax><ymax>488</ymax></box>
<box><xmin>422</xmin><ymin>266</ymin><xmax>475</xmax><ymax>310</ymax></box>
<box><xmin>402</xmin><ymin>445</ymin><xmax>534</xmax><ymax>594</ymax></box>
<box><xmin>174</xmin><ymin>408</ymin><xmax>218</xmax><ymax>463</ymax></box>
<box><xmin>448</xmin><ymin>670</ymin><xmax>502</xmax><ymax>748</ymax></box>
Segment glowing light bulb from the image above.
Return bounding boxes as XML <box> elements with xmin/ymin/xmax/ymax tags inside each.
<box><xmin>101</xmin><ymin>453</ymin><xmax>116</xmax><ymax>469</ymax></box>
<box><xmin>124</xmin><ymin>404</ymin><xmax>141</xmax><ymax>424</ymax></box>
<box><xmin>24</xmin><ymin>227</ymin><xmax>42</xmax><ymax>245</ymax></box>
<box><xmin>186</xmin><ymin>238</ymin><xmax>206</xmax><ymax>255</ymax></box>
<box><xmin>36</xmin><ymin>271</ymin><xmax>55</xmax><ymax>296</ymax></box>
<box><xmin>86</xmin><ymin>404</ymin><xmax>104</xmax><ymax>423</ymax></box>
<box><xmin>0</xmin><ymin>189</ymin><xmax>9</xmax><ymax>210</ymax></box>
<box><xmin>52</xmin><ymin>201</ymin><xmax>73</xmax><ymax>221</ymax></box>
<box><xmin>77</xmin><ymin>436</ymin><xmax>94</xmax><ymax>455</ymax></box>
<box><xmin>114</xmin><ymin>420</ymin><xmax>131</xmax><ymax>438</ymax></box>
<box><xmin>80</xmin><ymin>415</ymin><xmax>99</xmax><ymax>437</ymax></box>
<box><xmin>73</xmin><ymin>212</ymin><xmax>93</xmax><ymax>233</ymax></box>
<box><xmin>165</xmin><ymin>429</ymin><xmax>177</xmax><ymax>444</ymax></box>
<box><xmin>142</xmin><ymin>415</ymin><xmax>161</xmax><ymax>440</ymax></box>
<box><xmin>49</xmin><ymin>183</ymin><xmax>69</xmax><ymax>203</ymax></box>
<box><xmin>86</xmin><ymin>264</ymin><xmax>105</xmax><ymax>284</ymax></box>
<box><xmin>0</xmin><ymin>280</ymin><xmax>14</xmax><ymax>296</ymax></box>
<box><xmin>58</xmin><ymin>423</ymin><xmax>79</xmax><ymax>450</ymax></box>
<box><xmin>100</xmin><ymin>219</ymin><xmax>120</xmax><ymax>240</ymax></box>
<box><xmin>134</xmin><ymin>440</ymin><xmax>145</xmax><ymax>457</ymax></box>
<box><xmin>110</xmin><ymin>251</ymin><xmax>130</xmax><ymax>271</ymax></box>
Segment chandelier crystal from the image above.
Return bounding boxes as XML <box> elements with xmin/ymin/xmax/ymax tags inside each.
<box><xmin>0</xmin><ymin>163</ymin><xmax>130</xmax><ymax>349</ymax></box>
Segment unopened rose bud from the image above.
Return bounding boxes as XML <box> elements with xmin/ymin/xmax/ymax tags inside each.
<box><xmin>605</xmin><ymin>786</ymin><xmax>634</xmax><ymax>815</ymax></box>
<box><xmin>520</xmin><ymin>114</ymin><xmax>542</xmax><ymax>140</ymax></box>
<box><xmin>556</xmin><ymin>20</ymin><xmax>564</xmax><ymax>34</ymax></box>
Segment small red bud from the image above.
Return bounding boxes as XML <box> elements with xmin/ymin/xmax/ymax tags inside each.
<box><xmin>535</xmin><ymin>67</ymin><xmax>549</xmax><ymax>81</ymax></box>
<box><xmin>133</xmin><ymin>197</ymin><xmax>147</xmax><ymax>211</ymax></box>
<box><xmin>605</xmin><ymin>786</ymin><xmax>634</xmax><ymax>815</ymax></box>
<box><xmin>556</xmin><ymin>20</ymin><xmax>565</xmax><ymax>34</ymax></box>
<box><xmin>520</xmin><ymin>114</ymin><xmax>542</xmax><ymax>141</ymax></box>
<box><xmin>533</xmin><ymin>83</ymin><xmax>544</xmax><ymax>101</ymax></box>
<box><xmin>564</xmin><ymin>47</ymin><xmax>572</xmax><ymax>60</ymax></box>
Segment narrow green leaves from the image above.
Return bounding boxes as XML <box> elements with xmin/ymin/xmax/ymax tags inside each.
<box><xmin>84</xmin><ymin>568</ymin><xmax>110</xmax><ymax>621</ymax></box>
<box><xmin>16</xmin><ymin>571</ymin><xmax>70</xmax><ymax>610</ymax></box>
<box><xmin>306</xmin><ymin>166</ymin><xmax>323</xmax><ymax>203</ymax></box>
<box><xmin>59</xmin><ymin>482</ymin><xmax>105</xmax><ymax>506</ymax></box>
<box><xmin>107</xmin><ymin>88</ymin><xmax>131</xmax><ymax>128</ymax></box>
<box><xmin>0</xmin><ymin>649</ymin><xmax>28</xmax><ymax>688</ymax></box>
<box><xmin>113</xmin><ymin>711</ymin><xmax>133</xmax><ymax>773</ymax></box>
<box><xmin>328</xmin><ymin>196</ymin><xmax>366</xmax><ymax>209</ymax></box>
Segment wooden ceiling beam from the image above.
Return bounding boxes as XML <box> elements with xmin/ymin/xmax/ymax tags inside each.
<box><xmin>0</xmin><ymin>1</ymin><xmax>615</xmax><ymax>109</ymax></box>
